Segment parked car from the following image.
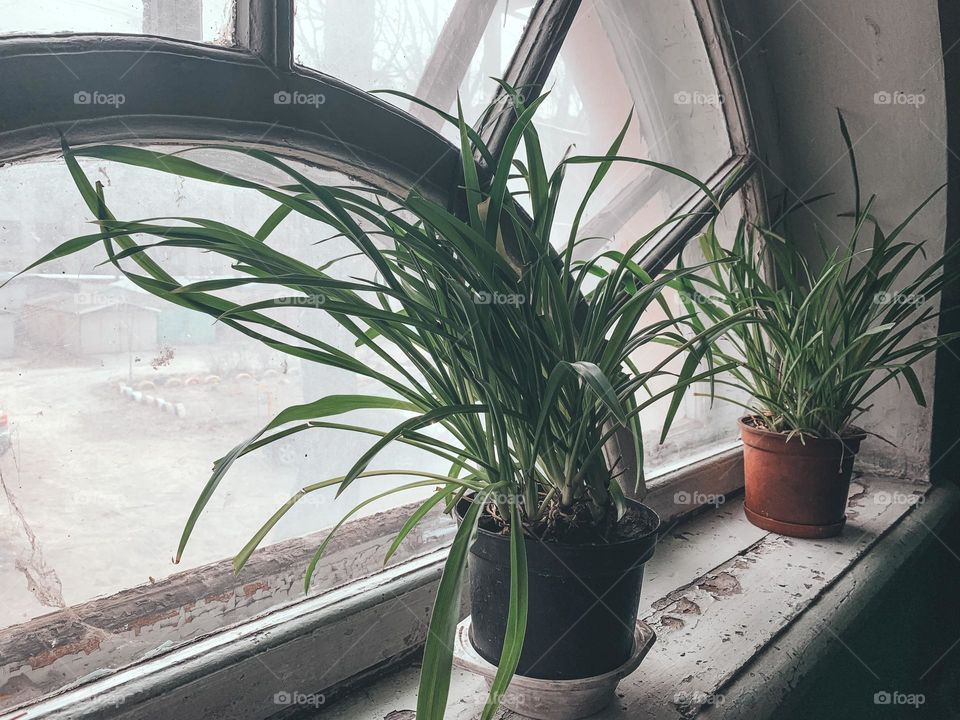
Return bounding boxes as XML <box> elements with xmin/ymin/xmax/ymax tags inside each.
<box><xmin>0</xmin><ymin>411</ymin><xmax>10</xmax><ymax>456</ymax></box>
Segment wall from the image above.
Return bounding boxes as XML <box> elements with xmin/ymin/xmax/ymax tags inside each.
<box><xmin>23</xmin><ymin>306</ymin><xmax>81</xmax><ymax>354</ymax></box>
<box><xmin>725</xmin><ymin>0</ymin><xmax>949</xmax><ymax>479</ymax></box>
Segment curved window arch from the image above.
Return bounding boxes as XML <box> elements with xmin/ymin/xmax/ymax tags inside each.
<box><xmin>0</xmin><ymin>2</ymin><xmax>757</xmax><ymax>717</ymax></box>
<box><xmin>0</xmin><ymin>35</ymin><xmax>462</xmax><ymax>200</ymax></box>
<box><xmin>0</xmin><ymin>0</ymin><xmax>753</xmax><ymax>203</ymax></box>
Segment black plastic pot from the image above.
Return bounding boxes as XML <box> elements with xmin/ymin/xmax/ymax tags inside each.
<box><xmin>457</xmin><ymin>496</ymin><xmax>660</xmax><ymax>680</ymax></box>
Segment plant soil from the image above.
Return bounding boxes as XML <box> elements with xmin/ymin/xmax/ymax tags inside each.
<box><xmin>742</xmin><ymin>414</ymin><xmax>865</xmax><ymax>440</ymax></box>
<box><xmin>477</xmin><ymin>497</ymin><xmax>657</xmax><ymax>545</ymax></box>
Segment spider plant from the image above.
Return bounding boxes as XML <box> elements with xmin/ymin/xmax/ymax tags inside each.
<box><xmin>675</xmin><ymin>112</ymin><xmax>960</xmax><ymax>441</ymax></box>
<box><xmin>12</xmin><ymin>84</ymin><xmax>745</xmax><ymax>718</ymax></box>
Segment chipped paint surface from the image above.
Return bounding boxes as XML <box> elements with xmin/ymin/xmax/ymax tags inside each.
<box><xmin>698</xmin><ymin>572</ymin><xmax>742</xmax><ymax>598</ymax></box>
<box><xmin>0</xmin><ymin>504</ymin><xmax>454</xmax><ymax>710</ymax></box>
<box><xmin>319</xmin><ymin>477</ymin><xmax>929</xmax><ymax>720</ymax></box>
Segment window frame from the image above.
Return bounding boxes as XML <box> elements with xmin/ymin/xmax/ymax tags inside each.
<box><xmin>0</xmin><ymin>1</ymin><xmax>759</xmax><ymax>717</ymax></box>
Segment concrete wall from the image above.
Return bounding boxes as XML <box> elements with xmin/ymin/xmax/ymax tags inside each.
<box><xmin>22</xmin><ymin>305</ymin><xmax>158</xmax><ymax>355</ymax></box>
<box><xmin>24</xmin><ymin>306</ymin><xmax>82</xmax><ymax>353</ymax></box>
<box><xmin>726</xmin><ymin>0</ymin><xmax>949</xmax><ymax>479</ymax></box>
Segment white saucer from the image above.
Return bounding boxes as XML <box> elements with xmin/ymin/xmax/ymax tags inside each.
<box><xmin>452</xmin><ymin>616</ymin><xmax>656</xmax><ymax>720</ymax></box>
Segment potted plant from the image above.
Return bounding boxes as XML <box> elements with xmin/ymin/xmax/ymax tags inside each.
<box><xmin>14</xmin><ymin>86</ymin><xmax>744</xmax><ymax>718</ymax></box>
<box><xmin>675</xmin><ymin>114</ymin><xmax>960</xmax><ymax>538</ymax></box>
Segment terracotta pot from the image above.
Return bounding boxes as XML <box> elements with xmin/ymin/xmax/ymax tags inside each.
<box><xmin>738</xmin><ymin>416</ymin><xmax>866</xmax><ymax>538</ymax></box>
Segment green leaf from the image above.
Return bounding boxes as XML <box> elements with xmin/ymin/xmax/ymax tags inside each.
<box><xmin>561</xmin><ymin>154</ymin><xmax>719</xmax><ymax>208</ymax></box>
<box><xmin>383</xmin><ymin>486</ymin><xmax>458</xmax><ymax>564</ymax></box>
<box><xmin>837</xmin><ymin>109</ymin><xmax>861</xmax><ymax>220</ymax></box>
<box><xmin>336</xmin><ymin>404</ymin><xmax>495</xmax><ymax>498</ymax></box>
<box><xmin>302</xmin><ymin>474</ymin><xmax>482</xmax><ymax>590</ymax></box>
<box><xmin>176</xmin><ymin>395</ymin><xmax>419</xmax><ymax>562</ymax></box>
<box><xmin>456</xmin><ymin>96</ymin><xmax>484</xmax><ymax>231</ymax></box>
<box><xmin>480</xmin><ymin>498</ymin><xmax>528</xmax><ymax>720</ymax></box>
<box><xmin>608</xmin><ymin>477</ymin><xmax>628</xmax><ymax>521</ymax></box>
<box><xmin>2</xmin><ymin>232</ymin><xmax>105</xmax><ymax>287</ymax></box>
<box><xmin>900</xmin><ymin>366</ymin><xmax>927</xmax><ymax>407</ymax></box>
<box><xmin>416</xmin><ymin>486</ymin><xmax>500</xmax><ymax>720</ymax></box>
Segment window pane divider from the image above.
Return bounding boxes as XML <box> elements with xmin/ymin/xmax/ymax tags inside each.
<box><xmin>641</xmin><ymin>154</ymin><xmax>757</xmax><ymax>278</ymax></box>
<box><xmin>236</xmin><ymin>0</ymin><xmax>293</xmax><ymax>71</ymax></box>
<box><xmin>478</xmin><ymin>0</ymin><xmax>582</xmax><ymax>163</ymax></box>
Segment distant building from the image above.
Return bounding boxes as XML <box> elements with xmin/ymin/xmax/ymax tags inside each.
<box><xmin>0</xmin><ymin>273</ymin><xmax>82</xmax><ymax>312</ymax></box>
<box><xmin>23</xmin><ymin>293</ymin><xmax>159</xmax><ymax>355</ymax></box>
<box><xmin>107</xmin><ymin>278</ymin><xmax>217</xmax><ymax>346</ymax></box>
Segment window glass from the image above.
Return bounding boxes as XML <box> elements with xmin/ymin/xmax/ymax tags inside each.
<box><xmin>532</xmin><ymin>0</ymin><xmax>731</xmax><ymax>256</ymax></box>
<box><xmin>435</xmin><ymin>0</ymin><xmax>533</xmax><ymax>137</ymax></box>
<box><xmin>633</xmin><ymin>197</ymin><xmax>747</xmax><ymax>476</ymax></box>
<box><xmin>294</xmin><ymin>0</ymin><xmax>532</xmax><ymax>124</ymax></box>
<box><xmin>0</xmin><ymin>0</ymin><xmax>746</xmax><ymax>709</ymax></box>
<box><xmin>0</xmin><ymin>0</ymin><xmax>235</xmax><ymax>45</ymax></box>
<box><xmin>495</xmin><ymin>0</ymin><xmax>740</xmax><ymax>474</ymax></box>
<box><xmin>0</xmin><ymin>152</ymin><xmax>447</xmax><ymax>710</ymax></box>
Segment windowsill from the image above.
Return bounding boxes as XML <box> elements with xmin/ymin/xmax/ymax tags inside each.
<box><xmin>0</xmin><ymin>447</ymin><xmax>744</xmax><ymax>719</ymax></box>
<box><xmin>316</xmin><ymin>475</ymin><xmax>960</xmax><ymax>720</ymax></box>
<box><xmin>0</xmin><ymin>499</ymin><xmax>456</xmax><ymax>712</ymax></box>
